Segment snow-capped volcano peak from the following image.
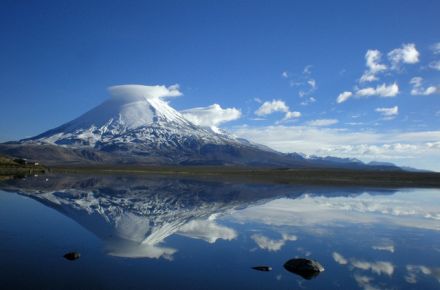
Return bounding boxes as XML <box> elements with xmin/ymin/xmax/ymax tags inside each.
<box><xmin>25</xmin><ymin>84</ymin><xmax>201</xmax><ymax>144</ymax></box>
<box><xmin>59</xmin><ymin>84</ymin><xmax>191</xmax><ymax>132</ymax></box>
<box><xmin>23</xmin><ymin>84</ymin><xmax>246</xmax><ymax>153</ymax></box>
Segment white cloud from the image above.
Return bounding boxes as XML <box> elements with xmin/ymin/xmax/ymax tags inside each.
<box><xmin>354</xmin><ymin>274</ymin><xmax>379</xmax><ymax>290</ymax></box>
<box><xmin>410</xmin><ymin>77</ymin><xmax>437</xmax><ymax>96</ymax></box>
<box><xmin>108</xmin><ymin>84</ymin><xmax>182</xmax><ymax>100</ymax></box>
<box><xmin>231</xmin><ymin>125</ymin><xmax>440</xmax><ymax>170</ymax></box>
<box><xmin>332</xmin><ymin>252</ymin><xmax>348</xmax><ymax>265</ymax></box>
<box><xmin>405</xmin><ymin>265</ymin><xmax>440</xmax><ymax>284</ymax></box>
<box><xmin>356</xmin><ymin>87</ymin><xmax>377</xmax><ymax>97</ymax></box>
<box><xmin>375</xmin><ymin>106</ymin><xmax>398</xmax><ymax>118</ymax></box>
<box><xmin>283</xmin><ymin>111</ymin><xmax>301</xmax><ymax>120</ymax></box>
<box><xmin>181</xmin><ymin>104</ymin><xmax>241</xmax><ymax>130</ymax></box>
<box><xmin>287</xmin><ymin>65</ymin><xmax>317</xmax><ymax>97</ymax></box>
<box><xmin>230</xmin><ymin>191</ymin><xmax>440</xmax><ymax>233</ymax></box>
<box><xmin>282</xmin><ymin>71</ymin><xmax>289</xmax><ymax>78</ymax></box>
<box><xmin>356</xmin><ymin>83</ymin><xmax>399</xmax><ymax>98</ymax></box>
<box><xmin>388</xmin><ymin>43</ymin><xmax>420</xmax><ymax>68</ymax></box>
<box><xmin>107</xmin><ymin>242</ymin><xmax>177</xmax><ymax>260</ymax></box>
<box><xmin>178</xmin><ymin>219</ymin><xmax>237</xmax><ymax>244</ymax></box>
<box><xmin>255</xmin><ymin>99</ymin><xmax>289</xmax><ymax>116</ymax></box>
<box><xmin>300</xmin><ymin>96</ymin><xmax>317</xmax><ymax>106</ymax></box>
<box><xmin>251</xmin><ymin>233</ymin><xmax>297</xmax><ymax>252</ymax></box>
<box><xmin>429</xmin><ymin>60</ymin><xmax>440</xmax><ymax>71</ymax></box>
<box><xmin>351</xmin><ymin>259</ymin><xmax>395</xmax><ymax>276</ymax></box>
<box><xmin>255</xmin><ymin>99</ymin><xmax>301</xmax><ymax>121</ymax></box>
<box><xmin>306</xmin><ymin>119</ymin><xmax>339</xmax><ymax>127</ymax></box>
<box><xmin>360</xmin><ymin>50</ymin><xmax>387</xmax><ymax>83</ymax></box>
<box><xmin>303</xmin><ymin>65</ymin><xmax>312</xmax><ymax>75</ymax></box>
<box><xmin>337</xmin><ymin>91</ymin><xmax>353</xmax><ymax>103</ymax></box>
<box><xmin>375</xmin><ymin>83</ymin><xmax>400</xmax><ymax>97</ymax></box>
<box><xmin>431</xmin><ymin>42</ymin><xmax>440</xmax><ymax>55</ymax></box>
<box><xmin>372</xmin><ymin>244</ymin><xmax>394</xmax><ymax>253</ymax></box>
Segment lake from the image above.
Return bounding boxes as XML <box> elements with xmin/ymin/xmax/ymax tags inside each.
<box><xmin>0</xmin><ymin>174</ymin><xmax>439</xmax><ymax>289</ymax></box>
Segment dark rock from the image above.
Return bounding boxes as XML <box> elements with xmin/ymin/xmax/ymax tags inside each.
<box><xmin>283</xmin><ymin>258</ymin><xmax>324</xmax><ymax>280</ymax></box>
<box><xmin>63</xmin><ymin>252</ymin><xmax>80</xmax><ymax>261</ymax></box>
<box><xmin>252</xmin><ymin>266</ymin><xmax>272</xmax><ymax>272</ymax></box>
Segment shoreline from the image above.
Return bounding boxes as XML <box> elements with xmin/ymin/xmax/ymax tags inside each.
<box><xmin>43</xmin><ymin>165</ymin><xmax>440</xmax><ymax>188</ymax></box>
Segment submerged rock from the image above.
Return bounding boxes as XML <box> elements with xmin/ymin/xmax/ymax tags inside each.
<box><xmin>283</xmin><ymin>258</ymin><xmax>324</xmax><ymax>280</ymax></box>
<box><xmin>63</xmin><ymin>252</ymin><xmax>80</xmax><ymax>261</ymax></box>
<box><xmin>252</xmin><ymin>266</ymin><xmax>272</xmax><ymax>272</ymax></box>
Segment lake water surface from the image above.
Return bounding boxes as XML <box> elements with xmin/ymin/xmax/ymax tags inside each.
<box><xmin>0</xmin><ymin>174</ymin><xmax>439</xmax><ymax>289</ymax></box>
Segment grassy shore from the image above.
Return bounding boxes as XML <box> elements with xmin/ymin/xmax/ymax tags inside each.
<box><xmin>0</xmin><ymin>155</ymin><xmax>47</xmax><ymax>176</ymax></box>
<box><xmin>49</xmin><ymin>165</ymin><xmax>440</xmax><ymax>188</ymax></box>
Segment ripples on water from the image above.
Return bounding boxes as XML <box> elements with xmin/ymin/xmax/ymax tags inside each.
<box><xmin>0</xmin><ymin>174</ymin><xmax>439</xmax><ymax>289</ymax></box>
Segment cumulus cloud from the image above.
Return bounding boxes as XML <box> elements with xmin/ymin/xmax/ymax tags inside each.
<box><xmin>337</xmin><ymin>84</ymin><xmax>398</xmax><ymax>104</ymax></box>
<box><xmin>388</xmin><ymin>43</ymin><xmax>420</xmax><ymax>68</ymax></box>
<box><xmin>332</xmin><ymin>252</ymin><xmax>348</xmax><ymax>265</ymax></box>
<box><xmin>181</xmin><ymin>104</ymin><xmax>241</xmax><ymax>130</ymax></box>
<box><xmin>375</xmin><ymin>106</ymin><xmax>398</xmax><ymax>118</ymax></box>
<box><xmin>357</xmin><ymin>83</ymin><xmax>399</xmax><ymax>98</ymax></box>
<box><xmin>410</xmin><ymin>77</ymin><xmax>437</xmax><ymax>96</ymax></box>
<box><xmin>108</xmin><ymin>84</ymin><xmax>182</xmax><ymax>100</ymax></box>
<box><xmin>255</xmin><ymin>99</ymin><xmax>301</xmax><ymax>121</ymax></box>
<box><xmin>306</xmin><ymin>119</ymin><xmax>339</xmax><ymax>127</ymax></box>
<box><xmin>353</xmin><ymin>274</ymin><xmax>379</xmax><ymax>290</ymax></box>
<box><xmin>251</xmin><ymin>233</ymin><xmax>297</xmax><ymax>251</ymax></box>
<box><xmin>178</xmin><ymin>219</ymin><xmax>237</xmax><ymax>243</ymax></box>
<box><xmin>337</xmin><ymin>91</ymin><xmax>353</xmax><ymax>103</ymax></box>
<box><xmin>405</xmin><ymin>265</ymin><xmax>440</xmax><ymax>284</ymax></box>
<box><xmin>282</xmin><ymin>71</ymin><xmax>289</xmax><ymax>78</ymax></box>
<box><xmin>283</xmin><ymin>111</ymin><xmax>302</xmax><ymax>120</ymax></box>
<box><xmin>351</xmin><ymin>260</ymin><xmax>395</xmax><ymax>276</ymax></box>
<box><xmin>360</xmin><ymin>50</ymin><xmax>387</xmax><ymax>83</ymax></box>
<box><xmin>255</xmin><ymin>100</ymin><xmax>289</xmax><ymax>116</ymax></box>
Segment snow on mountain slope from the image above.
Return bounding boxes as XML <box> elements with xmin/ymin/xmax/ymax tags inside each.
<box><xmin>23</xmin><ymin>85</ymin><xmax>244</xmax><ymax>150</ymax></box>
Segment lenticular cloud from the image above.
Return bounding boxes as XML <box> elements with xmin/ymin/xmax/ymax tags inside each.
<box><xmin>108</xmin><ymin>84</ymin><xmax>182</xmax><ymax>101</ymax></box>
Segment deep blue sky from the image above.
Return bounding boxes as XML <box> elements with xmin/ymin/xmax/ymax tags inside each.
<box><xmin>1</xmin><ymin>0</ymin><xmax>440</xmax><ymax>169</ymax></box>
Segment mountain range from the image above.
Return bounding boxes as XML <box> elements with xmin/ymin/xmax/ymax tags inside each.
<box><xmin>0</xmin><ymin>85</ymin><xmax>402</xmax><ymax>170</ymax></box>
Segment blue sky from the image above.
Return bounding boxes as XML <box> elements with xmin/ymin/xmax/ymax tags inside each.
<box><xmin>1</xmin><ymin>0</ymin><xmax>440</xmax><ymax>170</ymax></box>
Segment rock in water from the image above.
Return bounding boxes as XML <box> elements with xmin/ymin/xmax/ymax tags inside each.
<box><xmin>283</xmin><ymin>258</ymin><xmax>324</xmax><ymax>280</ymax></box>
<box><xmin>252</xmin><ymin>266</ymin><xmax>272</xmax><ymax>272</ymax></box>
<box><xmin>63</xmin><ymin>252</ymin><xmax>80</xmax><ymax>261</ymax></box>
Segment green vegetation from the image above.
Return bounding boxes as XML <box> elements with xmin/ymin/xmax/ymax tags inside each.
<box><xmin>50</xmin><ymin>165</ymin><xmax>440</xmax><ymax>188</ymax></box>
<box><xmin>0</xmin><ymin>155</ymin><xmax>48</xmax><ymax>176</ymax></box>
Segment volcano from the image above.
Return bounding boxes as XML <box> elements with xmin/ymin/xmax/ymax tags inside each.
<box><xmin>0</xmin><ymin>84</ymin><xmax>400</xmax><ymax>169</ymax></box>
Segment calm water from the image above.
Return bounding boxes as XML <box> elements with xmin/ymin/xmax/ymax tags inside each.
<box><xmin>0</xmin><ymin>174</ymin><xmax>439</xmax><ymax>290</ymax></box>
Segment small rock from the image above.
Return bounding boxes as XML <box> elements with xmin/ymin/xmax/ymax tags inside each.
<box><xmin>283</xmin><ymin>258</ymin><xmax>324</xmax><ymax>280</ymax></box>
<box><xmin>252</xmin><ymin>266</ymin><xmax>272</xmax><ymax>272</ymax></box>
<box><xmin>63</xmin><ymin>252</ymin><xmax>80</xmax><ymax>261</ymax></box>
